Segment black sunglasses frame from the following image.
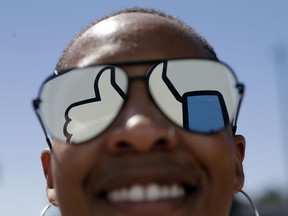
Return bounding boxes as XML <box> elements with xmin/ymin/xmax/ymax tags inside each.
<box><xmin>33</xmin><ymin>58</ymin><xmax>245</xmax><ymax>148</ymax></box>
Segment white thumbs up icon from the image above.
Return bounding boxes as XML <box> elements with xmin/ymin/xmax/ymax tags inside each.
<box><xmin>64</xmin><ymin>67</ymin><xmax>126</xmax><ymax>143</ymax></box>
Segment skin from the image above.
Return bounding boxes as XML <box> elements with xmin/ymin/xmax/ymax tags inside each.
<box><xmin>41</xmin><ymin>12</ymin><xmax>246</xmax><ymax>216</ymax></box>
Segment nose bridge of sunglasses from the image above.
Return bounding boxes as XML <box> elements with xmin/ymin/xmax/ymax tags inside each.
<box><xmin>120</xmin><ymin>83</ymin><xmax>164</xmax><ymax>119</ymax></box>
<box><xmin>110</xmin><ymin>62</ymin><xmax>155</xmax><ymax>99</ymax></box>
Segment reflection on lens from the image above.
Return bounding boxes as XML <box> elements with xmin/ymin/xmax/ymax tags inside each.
<box><xmin>149</xmin><ymin>59</ymin><xmax>240</xmax><ymax>133</ymax></box>
<box><xmin>182</xmin><ymin>91</ymin><xmax>228</xmax><ymax>133</ymax></box>
<box><xmin>38</xmin><ymin>66</ymin><xmax>127</xmax><ymax>144</ymax></box>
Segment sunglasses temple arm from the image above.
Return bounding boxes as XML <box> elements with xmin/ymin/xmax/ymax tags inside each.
<box><xmin>233</xmin><ymin>83</ymin><xmax>245</xmax><ymax>135</ymax></box>
<box><xmin>32</xmin><ymin>99</ymin><xmax>53</xmax><ymax>149</ymax></box>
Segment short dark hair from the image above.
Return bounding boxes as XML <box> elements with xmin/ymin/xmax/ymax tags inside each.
<box><xmin>55</xmin><ymin>7</ymin><xmax>218</xmax><ymax>71</ymax></box>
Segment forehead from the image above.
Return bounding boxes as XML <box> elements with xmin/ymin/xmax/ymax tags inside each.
<box><xmin>62</xmin><ymin>13</ymin><xmax>214</xmax><ymax>70</ymax></box>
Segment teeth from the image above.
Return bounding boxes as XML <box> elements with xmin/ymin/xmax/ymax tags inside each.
<box><xmin>107</xmin><ymin>183</ymin><xmax>185</xmax><ymax>202</ymax></box>
<box><xmin>146</xmin><ymin>184</ymin><xmax>161</xmax><ymax>201</ymax></box>
<box><xmin>130</xmin><ymin>185</ymin><xmax>145</xmax><ymax>201</ymax></box>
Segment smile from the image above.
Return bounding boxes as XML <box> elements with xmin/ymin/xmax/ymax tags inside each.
<box><xmin>97</xmin><ymin>182</ymin><xmax>198</xmax><ymax>203</ymax></box>
<box><xmin>90</xmin><ymin>158</ymin><xmax>203</xmax><ymax>213</ymax></box>
<box><xmin>108</xmin><ymin>183</ymin><xmax>184</xmax><ymax>202</ymax></box>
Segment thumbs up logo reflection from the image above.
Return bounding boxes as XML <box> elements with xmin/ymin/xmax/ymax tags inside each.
<box><xmin>64</xmin><ymin>67</ymin><xmax>126</xmax><ymax>143</ymax></box>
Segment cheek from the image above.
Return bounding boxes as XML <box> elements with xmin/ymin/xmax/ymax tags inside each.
<box><xmin>51</xmin><ymin>140</ymin><xmax>103</xmax><ymax>185</ymax></box>
<box><xmin>178</xmin><ymin>129</ymin><xmax>236</xmax><ymax>187</ymax></box>
<box><xmin>177</xmin><ymin>130</ymin><xmax>236</xmax><ymax>214</ymax></box>
<box><xmin>50</xmin><ymin>141</ymin><xmax>107</xmax><ymax>214</ymax></box>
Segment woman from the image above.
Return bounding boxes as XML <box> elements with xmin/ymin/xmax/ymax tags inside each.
<box><xmin>34</xmin><ymin>8</ymin><xmax>259</xmax><ymax>216</ymax></box>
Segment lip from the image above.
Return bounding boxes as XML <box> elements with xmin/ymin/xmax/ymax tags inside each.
<box><xmin>105</xmin><ymin>194</ymin><xmax>198</xmax><ymax>214</ymax></box>
<box><xmin>92</xmin><ymin>165</ymin><xmax>201</xmax><ymax>194</ymax></box>
<box><xmin>93</xmin><ymin>181</ymin><xmax>201</xmax><ymax>215</ymax></box>
<box><xmin>86</xmin><ymin>156</ymin><xmax>203</xmax><ymax>214</ymax></box>
<box><xmin>102</xmin><ymin>181</ymin><xmax>200</xmax><ymax>214</ymax></box>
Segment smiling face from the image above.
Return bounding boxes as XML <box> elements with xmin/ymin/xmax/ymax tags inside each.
<box><xmin>41</xmin><ymin>12</ymin><xmax>246</xmax><ymax>216</ymax></box>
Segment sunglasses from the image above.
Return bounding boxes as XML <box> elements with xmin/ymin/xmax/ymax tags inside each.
<box><xmin>33</xmin><ymin>58</ymin><xmax>244</xmax><ymax>146</ymax></box>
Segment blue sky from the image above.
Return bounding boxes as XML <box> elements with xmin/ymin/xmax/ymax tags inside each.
<box><xmin>0</xmin><ymin>0</ymin><xmax>287</xmax><ymax>215</ymax></box>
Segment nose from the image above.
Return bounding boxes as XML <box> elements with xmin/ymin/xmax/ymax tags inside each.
<box><xmin>106</xmin><ymin>114</ymin><xmax>177</xmax><ymax>154</ymax></box>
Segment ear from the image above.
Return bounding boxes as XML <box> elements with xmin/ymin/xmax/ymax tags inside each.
<box><xmin>41</xmin><ymin>148</ymin><xmax>58</xmax><ymax>206</ymax></box>
<box><xmin>233</xmin><ymin>135</ymin><xmax>246</xmax><ymax>193</ymax></box>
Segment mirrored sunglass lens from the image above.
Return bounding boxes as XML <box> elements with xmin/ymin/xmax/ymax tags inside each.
<box><xmin>39</xmin><ymin>66</ymin><xmax>128</xmax><ymax>143</ymax></box>
<box><xmin>148</xmin><ymin>59</ymin><xmax>239</xmax><ymax>133</ymax></box>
